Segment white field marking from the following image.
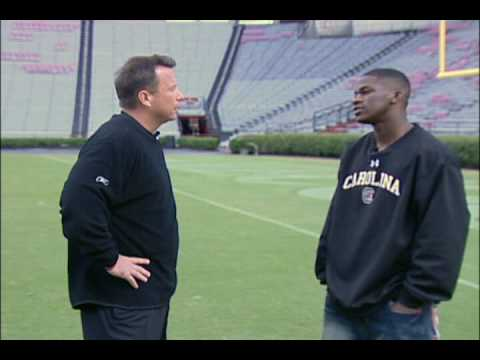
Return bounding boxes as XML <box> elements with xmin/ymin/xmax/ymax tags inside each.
<box><xmin>39</xmin><ymin>155</ymin><xmax>74</xmax><ymax>165</ymax></box>
<box><xmin>169</xmin><ymin>165</ymin><xmax>337</xmax><ymax>187</ymax></box>
<box><xmin>174</xmin><ymin>188</ymin><xmax>480</xmax><ymax>290</ymax></box>
<box><xmin>235</xmin><ymin>174</ymin><xmax>335</xmax><ymax>186</ymax></box>
<box><xmin>298</xmin><ymin>187</ymin><xmax>336</xmax><ymax>201</ymax></box>
<box><xmin>458</xmin><ymin>279</ymin><xmax>479</xmax><ymax>290</ymax></box>
<box><xmin>169</xmin><ymin>165</ymin><xmax>337</xmax><ymax>177</ymax></box>
<box><xmin>42</xmin><ymin>155</ymin><xmax>480</xmax><ymax>290</ymax></box>
<box><xmin>174</xmin><ymin>188</ymin><xmax>319</xmax><ymax>238</ymax></box>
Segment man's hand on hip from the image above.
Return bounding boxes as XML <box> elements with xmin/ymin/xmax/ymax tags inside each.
<box><xmin>106</xmin><ymin>255</ymin><xmax>151</xmax><ymax>289</ymax></box>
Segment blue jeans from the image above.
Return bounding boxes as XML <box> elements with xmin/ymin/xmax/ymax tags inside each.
<box><xmin>322</xmin><ymin>294</ymin><xmax>439</xmax><ymax>340</ymax></box>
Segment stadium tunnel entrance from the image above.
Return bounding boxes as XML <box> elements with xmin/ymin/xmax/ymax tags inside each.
<box><xmin>178</xmin><ymin>116</ymin><xmax>209</xmax><ymax>136</ymax></box>
<box><xmin>177</xmin><ymin>96</ymin><xmax>210</xmax><ymax>135</ymax></box>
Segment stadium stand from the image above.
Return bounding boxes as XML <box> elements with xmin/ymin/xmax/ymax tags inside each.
<box><xmin>1</xmin><ymin>20</ymin><xmax>81</xmax><ymax>137</ymax></box>
<box><xmin>313</xmin><ymin>21</ymin><xmax>479</xmax><ymax>135</ymax></box>
<box><xmin>1</xmin><ymin>20</ymin><xmax>477</xmax><ymax>139</ymax></box>
<box><xmin>218</xmin><ymin>23</ymin><xmax>413</xmax><ymax>132</ymax></box>
<box><xmin>1</xmin><ymin>20</ymin><xmax>233</xmax><ymax>138</ymax></box>
<box><xmin>221</xmin><ymin>20</ymin><xmax>478</xmax><ymax>136</ymax></box>
<box><xmin>88</xmin><ymin>20</ymin><xmax>234</xmax><ymax>136</ymax></box>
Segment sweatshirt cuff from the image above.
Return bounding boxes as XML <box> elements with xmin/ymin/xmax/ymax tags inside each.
<box><xmin>397</xmin><ymin>289</ymin><xmax>426</xmax><ymax>309</ymax></box>
<box><xmin>99</xmin><ymin>250</ymin><xmax>119</xmax><ymax>269</ymax></box>
<box><xmin>316</xmin><ymin>271</ymin><xmax>327</xmax><ymax>285</ymax></box>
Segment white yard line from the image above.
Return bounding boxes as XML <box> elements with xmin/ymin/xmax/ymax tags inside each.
<box><xmin>174</xmin><ymin>188</ymin><xmax>319</xmax><ymax>237</ymax></box>
<box><xmin>42</xmin><ymin>154</ymin><xmax>480</xmax><ymax>290</ymax></box>
<box><xmin>458</xmin><ymin>279</ymin><xmax>479</xmax><ymax>290</ymax></box>
<box><xmin>38</xmin><ymin>154</ymin><xmax>74</xmax><ymax>164</ymax></box>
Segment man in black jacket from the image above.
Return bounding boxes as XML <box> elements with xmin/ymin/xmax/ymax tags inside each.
<box><xmin>60</xmin><ymin>55</ymin><xmax>184</xmax><ymax>339</ymax></box>
<box><xmin>315</xmin><ymin>68</ymin><xmax>470</xmax><ymax>340</ymax></box>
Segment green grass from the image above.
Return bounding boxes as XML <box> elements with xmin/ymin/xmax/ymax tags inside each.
<box><xmin>1</xmin><ymin>151</ymin><xmax>478</xmax><ymax>339</ymax></box>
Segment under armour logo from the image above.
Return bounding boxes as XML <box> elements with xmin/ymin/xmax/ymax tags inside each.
<box><xmin>370</xmin><ymin>159</ymin><xmax>380</xmax><ymax>168</ymax></box>
<box><xmin>96</xmin><ymin>176</ymin><xmax>110</xmax><ymax>186</ymax></box>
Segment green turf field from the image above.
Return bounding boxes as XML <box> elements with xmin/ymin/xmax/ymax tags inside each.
<box><xmin>1</xmin><ymin>151</ymin><xmax>478</xmax><ymax>339</ymax></box>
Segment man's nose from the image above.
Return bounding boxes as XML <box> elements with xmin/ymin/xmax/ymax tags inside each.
<box><xmin>353</xmin><ymin>94</ymin><xmax>363</xmax><ymax>105</ymax></box>
<box><xmin>176</xmin><ymin>90</ymin><xmax>185</xmax><ymax>101</ymax></box>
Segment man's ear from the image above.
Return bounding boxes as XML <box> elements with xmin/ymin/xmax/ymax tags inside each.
<box><xmin>391</xmin><ymin>91</ymin><xmax>403</xmax><ymax>104</ymax></box>
<box><xmin>138</xmin><ymin>90</ymin><xmax>151</xmax><ymax>107</ymax></box>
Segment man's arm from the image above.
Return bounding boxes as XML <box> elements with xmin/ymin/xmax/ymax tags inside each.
<box><xmin>397</xmin><ymin>159</ymin><xmax>470</xmax><ymax>309</ymax></box>
<box><xmin>315</xmin><ymin>148</ymin><xmax>348</xmax><ymax>285</ymax></box>
<box><xmin>60</xmin><ymin>140</ymin><xmax>151</xmax><ymax>288</ymax></box>
<box><xmin>315</xmin><ymin>194</ymin><xmax>335</xmax><ymax>285</ymax></box>
<box><xmin>60</xmin><ymin>141</ymin><xmax>123</xmax><ymax>267</ymax></box>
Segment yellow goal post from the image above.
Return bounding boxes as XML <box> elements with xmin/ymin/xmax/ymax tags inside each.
<box><xmin>437</xmin><ymin>20</ymin><xmax>479</xmax><ymax>79</ymax></box>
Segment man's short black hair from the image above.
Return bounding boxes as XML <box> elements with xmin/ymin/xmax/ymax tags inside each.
<box><xmin>363</xmin><ymin>68</ymin><xmax>411</xmax><ymax>99</ymax></box>
<box><xmin>115</xmin><ymin>54</ymin><xmax>176</xmax><ymax>109</ymax></box>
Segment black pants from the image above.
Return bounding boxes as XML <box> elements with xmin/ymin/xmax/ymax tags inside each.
<box><xmin>80</xmin><ymin>304</ymin><xmax>170</xmax><ymax>340</ymax></box>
